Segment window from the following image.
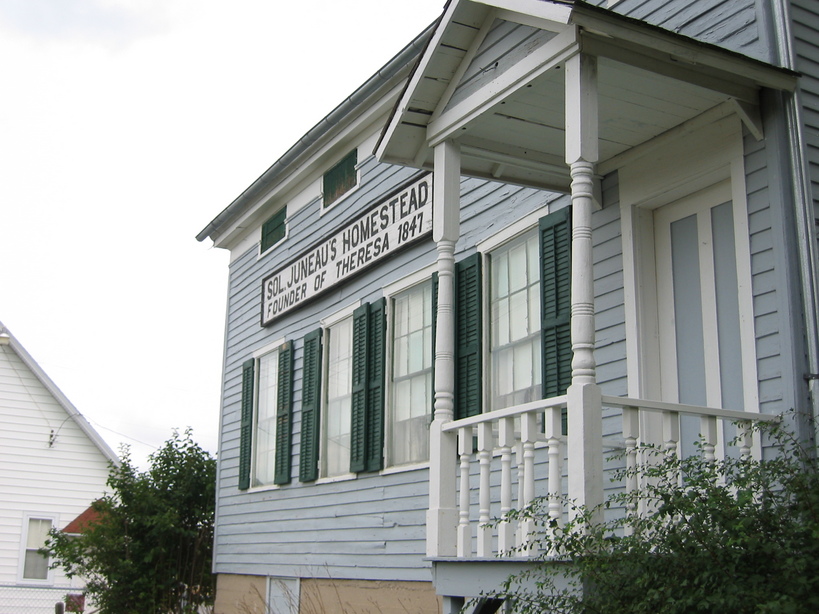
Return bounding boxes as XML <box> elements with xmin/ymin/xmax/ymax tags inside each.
<box><xmin>238</xmin><ymin>341</ymin><xmax>293</xmax><ymax>490</ymax></box>
<box><xmin>390</xmin><ymin>281</ymin><xmax>434</xmax><ymax>466</ymax></box>
<box><xmin>22</xmin><ymin>518</ymin><xmax>52</xmax><ymax>581</ymax></box>
<box><xmin>261</xmin><ymin>208</ymin><xmax>286</xmax><ymax>253</ymax></box>
<box><xmin>323</xmin><ymin>150</ymin><xmax>357</xmax><ymax>208</ymax></box>
<box><xmin>456</xmin><ymin>207</ymin><xmax>572</xmax><ymax>419</ymax></box>
<box><xmin>323</xmin><ymin>316</ymin><xmax>353</xmax><ymax>478</ymax></box>
<box><xmin>299</xmin><ymin>300</ymin><xmax>386</xmax><ymax>481</ymax></box>
<box><xmin>489</xmin><ymin>229</ymin><xmax>542</xmax><ymax>410</ymax></box>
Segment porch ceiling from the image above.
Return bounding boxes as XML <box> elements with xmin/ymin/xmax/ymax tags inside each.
<box><xmin>377</xmin><ymin>0</ymin><xmax>798</xmax><ymax>192</ymax></box>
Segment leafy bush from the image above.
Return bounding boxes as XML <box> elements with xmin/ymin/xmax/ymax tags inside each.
<box><xmin>48</xmin><ymin>429</ymin><xmax>216</xmax><ymax>614</ymax></box>
<box><xmin>494</xmin><ymin>420</ymin><xmax>819</xmax><ymax>614</ymax></box>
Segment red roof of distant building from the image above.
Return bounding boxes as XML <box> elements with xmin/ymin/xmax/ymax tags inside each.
<box><xmin>62</xmin><ymin>505</ymin><xmax>101</xmax><ymax>534</ymax></box>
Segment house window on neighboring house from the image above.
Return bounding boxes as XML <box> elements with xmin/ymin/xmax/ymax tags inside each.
<box><xmin>260</xmin><ymin>208</ymin><xmax>287</xmax><ymax>253</ymax></box>
<box><xmin>323</xmin><ymin>150</ymin><xmax>357</xmax><ymax>208</ymax></box>
<box><xmin>22</xmin><ymin>518</ymin><xmax>52</xmax><ymax>581</ymax></box>
<box><xmin>390</xmin><ymin>281</ymin><xmax>434</xmax><ymax>466</ymax></box>
<box><xmin>238</xmin><ymin>342</ymin><xmax>293</xmax><ymax>490</ymax></box>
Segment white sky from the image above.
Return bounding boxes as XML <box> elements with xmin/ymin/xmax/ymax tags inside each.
<box><xmin>0</xmin><ymin>0</ymin><xmax>445</xmax><ymax>468</ymax></box>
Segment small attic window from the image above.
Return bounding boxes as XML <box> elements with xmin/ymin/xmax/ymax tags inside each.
<box><xmin>323</xmin><ymin>149</ymin><xmax>357</xmax><ymax>208</ymax></box>
<box><xmin>261</xmin><ymin>208</ymin><xmax>286</xmax><ymax>253</ymax></box>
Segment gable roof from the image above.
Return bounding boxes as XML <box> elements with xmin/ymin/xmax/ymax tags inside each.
<box><xmin>376</xmin><ymin>0</ymin><xmax>798</xmax><ymax>190</ymax></box>
<box><xmin>0</xmin><ymin>321</ymin><xmax>119</xmax><ymax>465</ymax></box>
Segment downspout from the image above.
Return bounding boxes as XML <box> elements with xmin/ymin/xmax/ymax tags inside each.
<box><xmin>769</xmin><ymin>0</ymin><xmax>819</xmax><ymax>444</ymax></box>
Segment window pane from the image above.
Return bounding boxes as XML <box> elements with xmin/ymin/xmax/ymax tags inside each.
<box><xmin>24</xmin><ymin>550</ymin><xmax>49</xmax><ymax>580</ymax></box>
<box><xmin>390</xmin><ymin>281</ymin><xmax>433</xmax><ymax>466</ymax></box>
<box><xmin>324</xmin><ymin>318</ymin><xmax>353</xmax><ymax>477</ymax></box>
<box><xmin>490</xmin><ymin>230</ymin><xmax>542</xmax><ymax>410</ymax></box>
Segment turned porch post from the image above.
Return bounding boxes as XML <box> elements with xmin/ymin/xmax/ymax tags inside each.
<box><xmin>565</xmin><ymin>52</ymin><xmax>604</xmax><ymax>520</ymax></box>
<box><xmin>427</xmin><ymin>139</ymin><xmax>461</xmax><ymax>557</ymax></box>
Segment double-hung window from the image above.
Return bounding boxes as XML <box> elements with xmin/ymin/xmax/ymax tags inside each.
<box><xmin>300</xmin><ymin>300</ymin><xmax>386</xmax><ymax>481</ymax></box>
<box><xmin>22</xmin><ymin>517</ymin><xmax>52</xmax><ymax>582</ymax></box>
<box><xmin>456</xmin><ymin>206</ymin><xmax>573</xmax><ymax>419</ymax></box>
<box><xmin>323</xmin><ymin>316</ymin><xmax>354</xmax><ymax>478</ymax></box>
<box><xmin>238</xmin><ymin>341</ymin><xmax>293</xmax><ymax>490</ymax></box>
<box><xmin>390</xmin><ymin>280</ymin><xmax>435</xmax><ymax>466</ymax></box>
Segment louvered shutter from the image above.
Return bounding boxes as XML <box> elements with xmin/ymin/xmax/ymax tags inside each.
<box><xmin>261</xmin><ymin>208</ymin><xmax>286</xmax><ymax>252</ymax></box>
<box><xmin>455</xmin><ymin>253</ymin><xmax>482</xmax><ymax>420</ymax></box>
<box><xmin>274</xmin><ymin>341</ymin><xmax>293</xmax><ymax>485</ymax></box>
<box><xmin>365</xmin><ymin>298</ymin><xmax>386</xmax><ymax>472</ymax></box>
<box><xmin>540</xmin><ymin>207</ymin><xmax>573</xmax><ymax>409</ymax></box>
<box><xmin>350</xmin><ymin>304</ymin><xmax>370</xmax><ymax>473</ymax></box>
<box><xmin>300</xmin><ymin>329</ymin><xmax>323</xmax><ymax>482</ymax></box>
<box><xmin>238</xmin><ymin>359</ymin><xmax>255</xmax><ymax>491</ymax></box>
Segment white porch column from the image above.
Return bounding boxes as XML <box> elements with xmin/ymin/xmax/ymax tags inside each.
<box><xmin>565</xmin><ymin>53</ymin><xmax>604</xmax><ymax>520</ymax></box>
<box><xmin>427</xmin><ymin>139</ymin><xmax>461</xmax><ymax>557</ymax></box>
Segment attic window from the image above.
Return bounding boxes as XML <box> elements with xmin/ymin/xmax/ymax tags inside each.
<box><xmin>260</xmin><ymin>208</ymin><xmax>286</xmax><ymax>253</ymax></box>
<box><xmin>323</xmin><ymin>150</ymin><xmax>357</xmax><ymax>208</ymax></box>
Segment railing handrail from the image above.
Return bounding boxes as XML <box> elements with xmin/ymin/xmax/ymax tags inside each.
<box><xmin>601</xmin><ymin>395</ymin><xmax>780</xmax><ymax>423</ymax></box>
<box><xmin>441</xmin><ymin>395</ymin><xmax>568</xmax><ymax>432</ymax></box>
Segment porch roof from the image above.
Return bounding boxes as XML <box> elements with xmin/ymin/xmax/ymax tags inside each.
<box><xmin>376</xmin><ymin>0</ymin><xmax>798</xmax><ymax>192</ymax></box>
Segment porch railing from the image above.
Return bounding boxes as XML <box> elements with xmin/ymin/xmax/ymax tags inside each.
<box><xmin>436</xmin><ymin>395</ymin><xmax>779</xmax><ymax>560</ymax></box>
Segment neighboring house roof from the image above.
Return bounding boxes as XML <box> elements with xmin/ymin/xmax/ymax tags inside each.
<box><xmin>62</xmin><ymin>504</ymin><xmax>102</xmax><ymax>534</ymax></box>
<box><xmin>0</xmin><ymin>320</ymin><xmax>119</xmax><ymax>465</ymax></box>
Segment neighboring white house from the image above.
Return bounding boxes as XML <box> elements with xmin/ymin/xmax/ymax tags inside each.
<box><xmin>0</xmin><ymin>322</ymin><xmax>117</xmax><ymax>613</ymax></box>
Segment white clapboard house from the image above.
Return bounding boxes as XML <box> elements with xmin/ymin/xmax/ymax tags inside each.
<box><xmin>0</xmin><ymin>323</ymin><xmax>117</xmax><ymax>613</ymax></box>
<box><xmin>198</xmin><ymin>1</ymin><xmax>819</xmax><ymax>612</ymax></box>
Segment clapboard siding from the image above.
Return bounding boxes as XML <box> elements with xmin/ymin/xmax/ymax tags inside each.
<box><xmin>599</xmin><ymin>0</ymin><xmax>765</xmax><ymax>61</ymax></box>
<box><xmin>792</xmin><ymin>0</ymin><xmax>819</xmax><ymax>243</ymax></box>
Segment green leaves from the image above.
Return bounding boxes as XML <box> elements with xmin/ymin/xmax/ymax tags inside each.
<box><xmin>493</xmin><ymin>418</ymin><xmax>819</xmax><ymax>614</ymax></box>
<box><xmin>47</xmin><ymin>429</ymin><xmax>216</xmax><ymax>614</ymax></box>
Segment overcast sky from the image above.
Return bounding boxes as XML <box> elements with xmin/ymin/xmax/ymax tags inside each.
<box><xmin>0</xmin><ymin>0</ymin><xmax>445</xmax><ymax>468</ymax></box>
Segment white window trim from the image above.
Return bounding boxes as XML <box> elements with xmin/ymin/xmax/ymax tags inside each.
<box><xmin>619</xmin><ymin>115</ymin><xmax>760</xmax><ymax>452</ymax></box>
<box><xmin>246</xmin><ymin>338</ymin><xmax>286</xmax><ymax>493</ymax></box>
<box><xmin>383</xmin><ymin>264</ymin><xmax>437</xmax><ymax>470</ymax></box>
<box><xmin>476</xmin><ymin>202</ymin><xmax>554</xmax><ymax>254</ymax></box>
<box><xmin>316</xmin><ymin>301</ymin><xmax>361</xmax><ymax>483</ymax></box>
<box><xmin>19</xmin><ymin>513</ymin><xmax>58</xmax><ymax>585</ymax></box>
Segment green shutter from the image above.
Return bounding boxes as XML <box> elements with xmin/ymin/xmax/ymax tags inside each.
<box><xmin>365</xmin><ymin>298</ymin><xmax>386</xmax><ymax>472</ymax></box>
<box><xmin>323</xmin><ymin>150</ymin><xmax>357</xmax><ymax>207</ymax></box>
<box><xmin>455</xmin><ymin>253</ymin><xmax>482</xmax><ymax>420</ymax></box>
<box><xmin>540</xmin><ymin>207</ymin><xmax>573</xmax><ymax>408</ymax></box>
<box><xmin>238</xmin><ymin>359</ymin><xmax>255</xmax><ymax>491</ymax></box>
<box><xmin>261</xmin><ymin>208</ymin><xmax>286</xmax><ymax>253</ymax></box>
<box><xmin>300</xmin><ymin>329</ymin><xmax>323</xmax><ymax>482</ymax></box>
<box><xmin>274</xmin><ymin>342</ymin><xmax>293</xmax><ymax>485</ymax></box>
<box><xmin>350</xmin><ymin>304</ymin><xmax>370</xmax><ymax>473</ymax></box>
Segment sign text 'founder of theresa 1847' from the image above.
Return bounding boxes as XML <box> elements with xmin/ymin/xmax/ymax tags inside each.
<box><xmin>261</xmin><ymin>173</ymin><xmax>432</xmax><ymax>325</ymax></box>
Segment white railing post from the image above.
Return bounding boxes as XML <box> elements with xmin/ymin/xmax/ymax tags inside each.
<box><xmin>457</xmin><ymin>426</ymin><xmax>473</xmax><ymax>558</ymax></box>
<box><xmin>663</xmin><ymin>411</ymin><xmax>680</xmax><ymax>459</ymax></box>
<box><xmin>544</xmin><ymin>405</ymin><xmax>564</xmax><ymax>550</ymax></box>
<box><xmin>700</xmin><ymin>415</ymin><xmax>718</xmax><ymax>464</ymax></box>
<box><xmin>498</xmin><ymin>417</ymin><xmax>516</xmax><ymax>555</ymax></box>
<box><xmin>518</xmin><ymin>411</ymin><xmax>538</xmax><ymax>554</ymax></box>
<box><xmin>622</xmin><ymin>405</ymin><xmax>640</xmax><ymax>534</ymax></box>
<box><xmin>477</xmin><ymin>422</ymin><xmax>494</xmax><ymax>557</ymax></box>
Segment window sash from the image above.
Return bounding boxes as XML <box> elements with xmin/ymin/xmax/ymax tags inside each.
<box><xmin>323</xmin><ymin>317</ymin><xmax>353</xmax><ymax>477</ymax></box>
<box><xmin>253</xmin><ymin>350</ymin><xmax>279</xmax><ymax>487</ymax></box>
<box><xmin>23</xmin><ymin>518</ymin><xmax>51</xmax><ymax>580</ymax></box>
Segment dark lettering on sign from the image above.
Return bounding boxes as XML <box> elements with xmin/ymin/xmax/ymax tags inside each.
<box><xmin>260</xmin><ymin>173</ymin><xmax>432</xmax><ymax>326</ymax></box>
